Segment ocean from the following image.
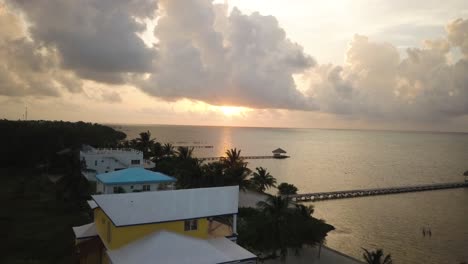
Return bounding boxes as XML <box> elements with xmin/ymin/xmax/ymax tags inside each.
<box><xmin>115</xmin><ymin>124</ymin><xmax>468</xmax><ymax>264</ymax></box>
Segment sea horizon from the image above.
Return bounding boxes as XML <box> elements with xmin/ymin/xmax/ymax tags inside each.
<box><xmin>104</xmin><ymin>122</ymin><xmax>468</xmax><ymax>135</ymax></box>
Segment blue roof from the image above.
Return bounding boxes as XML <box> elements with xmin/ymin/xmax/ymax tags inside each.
<box><xmin>96</xmin><ymin>168</ymin><xmax>176</xmax><ymax>185</ymax></box>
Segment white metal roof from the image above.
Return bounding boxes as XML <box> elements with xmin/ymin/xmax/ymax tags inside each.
<box><xmin>92</xmin><ymin>186</ymin><xmax>239</xmax><ymax>226</ymax></box>
<box><xmin>72</xmin><ymin>222</ymin><xmax>98</xmax><ymax>239</ymax></box>
<box><xmin>87</xmin><ymin>200</ymin><xmax>98</xmax><ymax>209</ymax></box>
<box><xmin>107</xmin><ymin>231</ymin><xmax>256</xmax><ymax>264</ymax></box>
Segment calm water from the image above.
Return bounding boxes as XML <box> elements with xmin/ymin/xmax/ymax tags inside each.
<box><xmin>117</xmin><ymin>124</ymin><xmax>468</xmax><ymax>263</ymax></box>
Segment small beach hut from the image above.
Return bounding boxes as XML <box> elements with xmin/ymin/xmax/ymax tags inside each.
<box><xmin>272</xmin><ymin>148</ymin><xmax>287</xmax><ymax>158</ymax></box>
<box><xmin>464</xmin><ymin>170</ymin><xmax>468</xmax><ymax>182</ymax></box>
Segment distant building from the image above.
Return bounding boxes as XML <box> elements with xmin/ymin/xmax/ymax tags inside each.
<box><xmin>96</xmin><ymin>167</ymin><xmax>176</xmax><ymax>194</ymax></box>
<box><xmin>72</xmin><ymin>186</ymin><xmax>257</xmax><ymax>264</ymax></box>
<box><xmin>272</xmin><ymin>148</ymin><xmax>288</xmax><ymax>158</ymax></box>
<box><xmin>80</xmin><ymin>145</ymin><xmax>155</xmax><ymax>181</ymax></box>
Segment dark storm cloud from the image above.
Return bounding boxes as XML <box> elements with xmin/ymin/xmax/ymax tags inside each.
<box><xmin>0</xmin><ymin>5</ymin><xmax>82</xmax><ymax>97</ymax></box>
<box><xmin>9</xmin><ymin>0</ymin><xmax>158</xmax><ymax>83</ymax></box>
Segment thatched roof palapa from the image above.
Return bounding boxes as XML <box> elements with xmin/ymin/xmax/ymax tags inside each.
<box><xmin>272</xmin><ymin>148</ymin><xmax>287</xmax><ymax>154</ymax></box>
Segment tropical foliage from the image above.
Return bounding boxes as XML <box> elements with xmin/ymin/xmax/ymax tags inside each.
<box><xmin>362</xmin><ymin>248</ymin><xmax>393</xmax><ymax>264</ymax></box>
<box><xmin>0</xmin><ymin>120</ymin><xmax>126</xmax><ymax>168</ymax></box>
<box><xmin>251</xmin><ymin>167</ymin><xmax>277</xmax><ymax>192</ymax></box>
<box><xmin>134</xmin><ymin>131</ymin><xmax>155</xmax><ymax>159</ymax></box>
<box><xmin>237</xmin><ymin>195</ymin><xmax>334</xmax><ymax>260</ymax></box>
<box><xmin>154</xmin><ymin>148</ymin><xmax>252</xmax><ymax>190</ymax></box>
<box><xmin>277</xmin><ymin>182</ymin><xmax>299</xmax><ymax>195</ymax></box>
<box><xmin>1</xmin><ymin>120</ymin><xmax>123</xmax><ymax>263</ymax></box>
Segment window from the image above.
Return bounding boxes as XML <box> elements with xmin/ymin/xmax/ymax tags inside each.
<box><xmin>184</xmin><ymin>219</ymin><xmax>198</xmax><ymax>231</ymax></box>
<box><xmin>113</xmin><ymin>186</ymin><xmax>119</xmax><ymax>193</ymax></box>
<box><xmin>95</xmin><ymin>160</ymin><xmax>98</xmax><ymax>166</ymax></box>
<box><xmin>142</xmin><ymin>185</ymin><xmax>150</xmax><ymax>191</ymax></box>
<box><xmin>130</xmin><ymin>185</ymin><xmax>134</xmax><ymax>189</ymax></box>
<box><xmin>131</xmin><ymin>159</ymin><xmax>141</xmax><ymax>165</ymax></box>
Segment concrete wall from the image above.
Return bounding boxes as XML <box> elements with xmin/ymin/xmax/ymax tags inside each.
<box><xmin>80</xmin><ymin>149</ymin><xmax>144</xmax><ymax>175</ymax></box>
<box><xmin>96</xmin><ymin>182</ymin><xmax>171</xmax><ymax>194</ymax></box>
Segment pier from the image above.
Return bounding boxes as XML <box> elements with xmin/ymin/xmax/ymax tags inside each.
<box><xmin>174</xmin><ymin>145</ymin><xmax>214</xmax><ymax>149</ymax></box>
<box><xmin>289</xmin><ymin>182</ymin><xmax>468</xmax><ymax>202</ymax></box>
<box><xmin>199</xmin><ymin>155</ymin><xmax>289</xmax><ymax>161</ymax></box>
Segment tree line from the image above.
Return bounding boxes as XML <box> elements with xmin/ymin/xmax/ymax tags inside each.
<box><xmin>0</xmin><ymin>119</ymin><xmax>126</xmax><ymax>168</ymax></box>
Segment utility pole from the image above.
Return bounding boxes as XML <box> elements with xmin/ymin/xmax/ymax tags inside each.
<box><xmin>25</xmin><ymin>106</ymin><xmax>28</xmax><ymax>120</ymax></box>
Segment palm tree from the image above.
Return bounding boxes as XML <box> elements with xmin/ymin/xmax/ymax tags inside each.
<box><xmin>256</xmin><ymin>195</ymin><xmax>292</xmax><ymax>258</ymax></box>
<box><xmin>152</xmin><ymin>142</ymin><xmax>164</xmax><ymax>161</ymax></box>
<box><xmin>135</xmin><ymin>131</ymin><xmax>155</xmax><ymax>158</ymax></box>
<box><xmin>222</xmin><ymin>148</ymin><xmax>243</xmax><ymax>167</ymax></box>
<box><xmin>162</xmin><ymin>143</ymin><xmax>175</xmax><ymax>157</ymax></box>
<box><xmin>277</xmin><ymin>182</ymin><xmax>298</xmax><ymax>195</ymax></box>
<box><xmin>251</xmin><ymin>167</ymin><xmax>277</xmax><ymax>192</ymax></box>
<box><xmin>176</xmin><ymin>146</ymin><xmax>194</xmax><ymax>159</ymax></box>
<box><xmin>362</xmin><ymin>248</ymin><xmax>393</xmax><ymax>264</ymax></box>
<box><xmin>257</xmin><ymin>195</ymin><xmax>291</xmax><ymax>216</ymax></box>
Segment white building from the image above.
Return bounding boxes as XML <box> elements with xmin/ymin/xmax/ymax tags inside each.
<box><xmin>80</xmin><ymin>145</ymin><xmax>154</xmax><ymax>181</ymax></box>
<box><xmin>95</xmin><ymin>167</ymin><xmax>176</xmax><ymax>194</ymax></box>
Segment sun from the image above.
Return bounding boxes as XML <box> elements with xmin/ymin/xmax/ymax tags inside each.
<box><xmin>219</xmin><ymin>106</ymin><xmax>246</xmax><ymax>116</ymax></box>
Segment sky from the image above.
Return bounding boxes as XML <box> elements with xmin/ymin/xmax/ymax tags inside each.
<box><xmin>1</xmin><ymin>0</ymin><xmax>468</xmax><ymax>132</ymax></box>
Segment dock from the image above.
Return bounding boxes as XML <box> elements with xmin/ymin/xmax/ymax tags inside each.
<box><xmin>199</xmin><ymin>155</ymin><xmax>290</xmax><ymax>161</ymax></box>
<box><xmin>174</xmin><ymin>145</ymin><xmax>214</xmax><ymax>149</ymax></box>
<box><xmin>289</xmin><ymin>182</ymin><xmax>468</xmax><ymax>202</ymax></box>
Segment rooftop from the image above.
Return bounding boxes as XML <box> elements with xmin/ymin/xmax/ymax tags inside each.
<box><xmin>107</xmin><ymin>231</ymin><xmax>256</xmax><ymax>264</ymax></box>
<box><xmin>87</xmin><ymin>200</ymin><xmax>98</xmax><ymax>210</ymax></box>
<box><xmin>72</xmin><ymin>223</ymin><xmax>98</xmax><ymax>240</ymax></box>
<box><xmin>92</xmin><ymin>186</ymin><xmax>239</xmax><ymax>226</ymax></box>
<box><xmin>272</xmin><ymin>148</ymin><xmax>287</xmax><ymax>154</ymax></box>
<box><xmin>96</xmin><ymin>168</ymin><xmax>176</xmax><ymax>185</ymax></box>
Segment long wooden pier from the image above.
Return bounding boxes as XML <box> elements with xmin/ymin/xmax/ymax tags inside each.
<box><xmin>198</xmin><ymin>155</ymin><xmax>290</xmax><ymax>161</ymax></box>
<box><xmin>289</xmin><ymin>182</ymin><xmax>468</xmax><ymax>202</ymax></box>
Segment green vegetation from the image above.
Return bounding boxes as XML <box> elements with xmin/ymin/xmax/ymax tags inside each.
<box><xmin>237</xmin><ymin>196</ymin><xmax>334</xmax><ymax>260</ymax></box>
<box><xmin>153</xmin><ymin>147</ymin><xmax>252</xmax><ymax>190</ymax></box>
<box><xmin>251</xmin><ymin>167</ymin><xmax>277</xmax><ymax>192</ymax></box>
<box><xmin>0</xmin><ymin>119</ymin><xmax>126</xmax><ymax>168</ymax></box>
<box><xmin>1</xmin><ymin>120</ymin><xmax>126</xmax><ymax>263</ymax></box>
<box><xmin>362</xmin><ymin>248</ymin><xmax>393</xmax><ymax>264</ymax></box>
<box><xmin>1</xmin><ymin>162</ymin><xmax>92</xmax><ymax>263</ymax></box>
<box><xmin>277</xmin><ymin>182</ymin><xmax>299</xmax><ymax>195</ymax></box>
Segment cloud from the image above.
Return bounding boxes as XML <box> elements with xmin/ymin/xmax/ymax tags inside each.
<box><xmin>308</xmin><ymin>31</ymin><xmax>468</xmax><ymax>121</ymax></box>
<box><xmin>447</xmin><ymin>18</ymin><xmax>468</xmax><ymax>57</ymax></box>
<box><xmin>0</xmin><ymin>4</ymin><xmax>82</xmax><ymax>97</ymax></box>
<box><xmin>8</xmin><ymin>0</ymin><xmax>158</xmax><ymax>83</ymax></box>
<box><xmin>1</xmin><ymin>0</ymin><xmax>468</xmax><ymax>126</ymax></box>
<box><xmin>100</xmin><ymin>90</ymin><xmax>123</xmax><ymax>103</ymax></box>
<box><xmin>138</xmin><ymin>0</ymin><xmax>317</xmax><ymax>110</ymax></box>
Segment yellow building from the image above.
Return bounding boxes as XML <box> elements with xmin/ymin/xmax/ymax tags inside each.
<box><xmin>73</xmin><ymin>186</ymin><xmax>257</xmax><ymax>264</ymax></box>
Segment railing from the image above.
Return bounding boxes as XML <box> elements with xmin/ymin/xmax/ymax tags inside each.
<box><xmin>198</xmin><ymin>155</ymin><xmax>289</xmax><ymax>161</ymax></box>
<box><xmin>289</xmin><ymin>182</ymin><xmax>468</xmax><ymax>202</ymax></box>
<box><xmin>82</xmin><ymin>148</ymin><xmax>142</xmax><ymax>155</ymax></box>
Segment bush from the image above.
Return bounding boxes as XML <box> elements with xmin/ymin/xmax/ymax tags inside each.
<box><xmin>277</xmin><ymin>182</ymin><xmax>298</xmax><ymax>195</ymax></box>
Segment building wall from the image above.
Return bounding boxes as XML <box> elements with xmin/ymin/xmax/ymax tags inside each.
<box><xmin>94</xmin><ymin>208</ymin><xmax>210</xmax><ymax>250</ymax></box>
<box><xmin>80</xmin><ymin>150</ymin><xmax>143</xmax><ymax>174</ymax></box>
<box><xmin>96</xmin><ymin>182</ymin><xmax>174</xmax><ymax>194</ymax></box>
